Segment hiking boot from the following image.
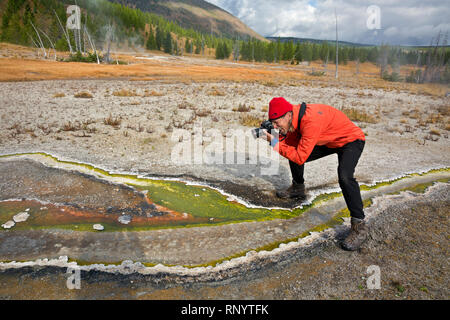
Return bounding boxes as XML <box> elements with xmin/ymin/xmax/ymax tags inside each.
<box><xmin>341</xmin><ymin>217</ymin><xmax>369</xmax><ymax>251</ymax></box>
<box><xmin>276</xmin><ymin>183</ymin><xmax>306</xmax><ymax>199</ymax></box>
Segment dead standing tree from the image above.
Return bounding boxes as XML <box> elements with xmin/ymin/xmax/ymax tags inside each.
<box><xmin>54</xmin><ymin>10</ymin><xmax>73</xmax><ymax>54</ymax></box>
<box><xmin>323</xmin><ymin>49</ymin><xmax>329</xmax><ymax>74</ymax></box>
<box><xmin>379</xmin><ymin>44</ymin><xmax>389</xmax><ymax>77</ymax></box>
<box><xmin>104</xmin><ymin>23</ymin><xmax>115</xmax><ymax>64</ymax></box>
<box><xmin>38</xmin><ymin>27</ymin><xmax>57</xmax><ymax>60</ymax></box>
<box><xmin>335</xmin><ymin>9</ymin><xmax>339</xmax><ymax>79</ymax></box>
<box><xmin>28</xmin><ymin>33</ymin><xmax>43</xmax><ymax>58</ymax></box>
<box><xmin>30</xmin><ymin>20</ymin><xmax>47</xmax><ymax>59</ymax></box>
<box><xmin>84</xmin><ymin>24</ymin><xmax>100</xmax><ymax>64</ymax></box>
<box><xmin>422</xmin><ymin>31</ymin><xmax>448</xmax><ymax>83</ymax></box>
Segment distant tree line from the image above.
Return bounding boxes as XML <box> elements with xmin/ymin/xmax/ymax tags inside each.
<box><xmin>235</xmin><ymin>37</ymin><xmax>450</xmax><ymax>67</ymax></box>
<box><xmin>231</xmin><ymin>37</ymin><xmax>450</xmax><ymax>83</ymax></box>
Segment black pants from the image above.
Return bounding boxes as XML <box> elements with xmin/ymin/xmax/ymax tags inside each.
<box><xmin>289</xmin><ymin>139</ymin><xmax>365</xmax><ymax>219</ymax></box>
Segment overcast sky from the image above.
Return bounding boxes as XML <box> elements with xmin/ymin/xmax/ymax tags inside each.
<box><xmin>204</xmin><ymin>0</ymin><xmax>449</xmax><ymax>46</ymax></box>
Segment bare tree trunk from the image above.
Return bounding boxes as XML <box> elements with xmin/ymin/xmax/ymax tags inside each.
<box><xmin>30</xmin><ymin>21</ymin><xmax>47</xmax><ymax>58</ymax></box>
<box><xmin>423</xmin><ymin>31</ymin><xmax>447</xmax><ymax>83</ymax></box>
<box><xmin>28</xmin><ymin>33</ymin><xmax>41</xmax><ymax>57</ymax></box>
<box><xmin>323</xmin><ymin>50</ymin><xmax>328</xmax><ymax>73</ymax></box>
<box><xmin>85</xmin><ymin>26</ymin><xmax>99</xmax><ymax>64</ymax></box>
<box><xmin>414</xmin><ymin>51</ymin><xmax>421</xmax><ymax>83</ymax></box>
<box><xmin>104</xmin><ymin>23</ymin><xmax>114</xmax><ymax>63</ymax></box>
<box><xmin>54</xmin><ymin>10</ymin><xmax>73</xmax><ymax>54</ymax></box>
<box><xmin>38</xmin><ymin>27</ymin><xmax>57</xmax><ymax>60</ymax></box>
<box><xmin>335</xmin><ymin>9</ymin><xmax>338</xmax><ymax>79</ymax></box>
<box><xmin>379</xmin><ymin>44</ymin><xmax>389</xmax><ymax>78</ymax></box>
<box><xmin>75</xmin><ymin>0</ymin><xmax>81</xmax><ymax>53</ymax></box>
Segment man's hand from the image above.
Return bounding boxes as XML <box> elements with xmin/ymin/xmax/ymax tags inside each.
<box><xmin>263</xmin><ymin>130</ymin><xmax>274</xmax><ymax>143</ymax></box>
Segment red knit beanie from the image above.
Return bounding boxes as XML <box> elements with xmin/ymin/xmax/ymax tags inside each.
<box><xmin>268</xmin><ymin>97</ymin><xmax>293</xmax><ymax>120</ymax></box>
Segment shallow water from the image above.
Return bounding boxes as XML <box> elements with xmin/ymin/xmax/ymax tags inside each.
<box><xmin>1</xmin><ymin>152</ymin><xmax>449</xmax><ymax>233</ymax></box>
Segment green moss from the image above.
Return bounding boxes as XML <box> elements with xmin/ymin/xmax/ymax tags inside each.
<box><xmin>393</xmin><ymin>178</ymin><xmax>449</xmax><ymax>195</ymax></box>
<box><xmin>398</xmin><ymin>182</ymin><xmax>434</xmax><ymax>194</ymax></box>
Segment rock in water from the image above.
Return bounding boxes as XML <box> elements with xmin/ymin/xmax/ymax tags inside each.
<box><xmin>2</xmin><ymin>221</ymin><xmax>15</xmax><ymax>229</ymax></box>
<box><xmin>13</xmin><ymin>212</ymin><xmax>30</xmax><ymax>223</ymax></box>
<box><xmin>93</xmin><ymin>224</ymin><xmax>104</xmax><ymax>231</ymax></box>
<box><xmin>118</xmin><ymin>215</ymin><xmax>132</xmax><ymax>225</ymax></box>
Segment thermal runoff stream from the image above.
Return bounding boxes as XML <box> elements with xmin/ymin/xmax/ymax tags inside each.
<box><xmin>0</xmin><ymin>152</ymin><xmax>448</xmax><ymax>233</ymax></box>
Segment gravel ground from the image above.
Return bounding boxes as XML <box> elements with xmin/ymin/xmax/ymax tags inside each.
<box><xmin>0</xmin><ymin>79</ymin><xmax>449</xmax><ymax>200</ymax></box>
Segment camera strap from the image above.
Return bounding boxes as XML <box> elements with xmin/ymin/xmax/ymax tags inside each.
<box><xmin>297</xmin><ymin>102</ymin><xmax>307</xmax><ymax>130</ymax></box>
<box><xmin>279</xmin><ymin>102</ymin><xmax>307</xmax><ymax>142</ymax></box>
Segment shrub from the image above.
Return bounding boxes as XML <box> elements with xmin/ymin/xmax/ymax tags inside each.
<box><xmin>382</xmin><ymin>71</ymin><xmax>402</xmax><ymax>82</ymax></box>
<box><xmin>74</xmin><ymin>92</ymin><xmax>93</xmax><ymax>99</ymax></box>
<box><xmin>233</xmin><ymin>103</ymin><xmax>251</xmax><ymax>112</ymax></box>
<box><xmin>195</xmin><ymin>109</ymin><xmax>211</xmax><ymax>117</ymax></box>
<box><xmin>406</xmin><ymin>70</ymin><xmax>422</xmax><ymax>83</ymax></box>
<box><xmin>66</xmin><ymin>52</ymin><xmax>102</xmax><ymax>63</ymax></box>
<box><xmin>61</xmin><ymin>121</ymin><xmax>81</xmax><ymax>131</ymax></box>
<box><xmin>341</xmin><ymin>107</ymin><xmax>378</xmax><ymax>124</ymax></box>
<box><xmin>113</xmin><ymin>89</ymin><xmax>138</xmax><ymax>97</ymax></box>
<box><xmin>143</xmin><ymin>90</ymin><xmax>164</xmax><ymax>97</ymax></box>
<box><xmin>308</xmin><ymin>70</ymin><xmax>326</xmax><ymax>76</ymax></box>
<box><xmin>240</xmin><ymin>114</ymin><xmax>264</xmax><ymax>127</ymax></box>
<box><xmin>208</xmin><ymin>88</ymin><xmax>226</xmax><ymax>96</ymax></box>
<box><xmin>103</xmin><ymin>115</ymin><xmax>122</xmax><ymax>127</ymax></box>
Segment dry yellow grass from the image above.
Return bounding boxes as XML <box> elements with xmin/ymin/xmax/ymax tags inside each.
<box><xmin>341</xmin><ymin>107</ymin><xmax>378</xmax><ymax>124</ymax></box>
<box><xmin>143</xmin><ymin>89</ymin><xmax>164</xmax><ymax>97</ymax></box>
<box><xmin>113</xmin><ymin>89</ymin><xmax>138</xmax><ymax>97</ymax></box>
<box><xmin>0</xmin><ymin>43</ymin><xmax>447</xmax><ymax>98</ymax></box>
<box><xmin>103</xmin><ymin>115</ymin><xmax>121</xmax><ymax>127</ymax></box>
<box><xmin>208</xmin><ymin>88</ymin><xmax>226</xmax><ymax>96</ymax></box>
<box><xmin>429</xmin><ymin>128</ymin><xmax>441</xmax><ymax>136</ymax></box>
<box><xmin>74</xmin><ymin>92</ymin><xmax>93</xmax><ymax>99</ymax></box>
<box><xmin>233</xmin><ymin>103</ymin><xmax>251</xmax><ymax>112</ymax></box>
<box><xmin>240</xmin><ymin>114</ymin><xmax>264</xmax><ymax>127</ymax></box>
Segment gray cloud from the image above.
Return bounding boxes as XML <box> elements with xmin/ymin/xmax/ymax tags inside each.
<box><xmin>206</xmin><ymin>0</ymin><xmax>450</xmax><ymax>45</ymax></box>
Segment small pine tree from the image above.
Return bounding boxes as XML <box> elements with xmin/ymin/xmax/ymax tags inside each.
<box><xmin>194</xmin><ymin>38</ymin><xmax>201</xmax><ymax>54</ymax></box>
<box><xmin>163</xmin><ymin>32</ymin><xmax>173</xmax><ymax>54</ymax></box>
<box><xmin>173</xmin><ymin>39</ymin><xmax>179</xmax><ymax>55</ymax></box>
<box><xmin>155</xmin><ymin>26</ymin><xmax>163</xmax><ymax>50</ymax></box>
<box><xmin>146</xmin><ymin>28</ymin><xmax>157</xmax><ymax>50</ymax></box>
<box><xmin>215</xmin><ymin>42</ymin><xmax>223</xmax><ymax>59</ymax></box>
<box><xmin>184</xmin><ymin>39</ymin><xmax>191</xmax><ymax>53</ymax></box>
<box><xmin>303</xmin><ymin>43</ymin><xmax>313</xmax><ymax>62</ymax></box>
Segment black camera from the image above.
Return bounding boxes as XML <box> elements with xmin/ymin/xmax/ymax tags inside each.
<box><xmin>252</xmin><ymin>120</ymin><xmax>274</xmax><ymax>138</ymax></box>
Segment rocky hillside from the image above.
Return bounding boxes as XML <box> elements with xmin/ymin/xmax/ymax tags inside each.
<box><xmin>109</xmin><ymin>0</ymin><xmax>267</xmax><ymax>41</ymax></box>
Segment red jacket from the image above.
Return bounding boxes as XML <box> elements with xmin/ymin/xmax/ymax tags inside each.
<box><xmin>274</xmin><ymin>104</ymin><xmax>365</xmax><ymax>165</ymax></box>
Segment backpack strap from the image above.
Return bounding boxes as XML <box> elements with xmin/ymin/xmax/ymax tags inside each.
<box><xmin>297</xmin><ymin>102</ymin><xmax>307</xmax><ymax>130</ymax></box>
